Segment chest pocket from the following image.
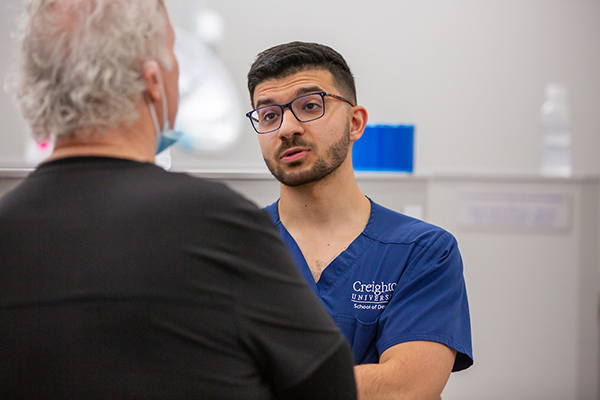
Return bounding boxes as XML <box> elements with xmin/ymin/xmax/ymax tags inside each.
<box><xmin>334</xmin><ymin>315</ymin><xmax>380</xmax><ymax>364</ymax></box>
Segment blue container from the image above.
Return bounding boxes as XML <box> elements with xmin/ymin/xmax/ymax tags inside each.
<box><xmin>352</xmin><ymin>124</ymin><xmax>414</xmax><ymax>172</ymax></box>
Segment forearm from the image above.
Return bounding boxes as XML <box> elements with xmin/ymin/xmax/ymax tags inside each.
<box><xmin>355</xmin><ymin>362</ymin><xmax>398</xmax><ymax>400</ymax></box>
<box><xmin>354</xmin><ymin>341</ymin><xmax>455</xmax><ymax>400</ymax></box>
<box><xmin>354</xmin><ymin>364</ymin><xmax>441</xmax><ymax>400</ymax></box>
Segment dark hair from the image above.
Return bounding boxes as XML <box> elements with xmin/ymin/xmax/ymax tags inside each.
<box><xmin>247</xmin><ymin>41</ymin><xmax>357</xmax><ymax>106</ymax></box>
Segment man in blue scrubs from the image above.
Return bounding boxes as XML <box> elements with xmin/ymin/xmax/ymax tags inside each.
<box><xmin>246</xmin><ymin>42</ymin><xmax>473</xmax><ymax>399</ymax></box>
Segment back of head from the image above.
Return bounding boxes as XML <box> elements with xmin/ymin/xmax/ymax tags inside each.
<box><xmin>14</xmin><ymin>0</ymin><xmax>172</xmax><ymax>142</ymax></box>
<box><xmin>247</xmin><ymin>41</ymin><xmax>357</xmax><ymax>106</ymax></box>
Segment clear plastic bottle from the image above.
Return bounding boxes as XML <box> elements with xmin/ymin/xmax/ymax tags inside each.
<box><xmin>540</xmin><ymin>83</ymin><xmax>572</xmax><ymax>177</ymax></box>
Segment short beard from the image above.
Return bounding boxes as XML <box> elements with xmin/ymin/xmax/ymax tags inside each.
<box><xmin>264</xmin><ymin>127</ymin><xmax>351</xmax><ymax>187</ymax></box>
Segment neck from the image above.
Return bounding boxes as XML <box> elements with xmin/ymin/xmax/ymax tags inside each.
<box><xmin>278</xmin><ymin>158</ymin><xmax>371</xmax><ymax>230</ymax></box>
<box><xmin>46</xmin><ymin>104</ymin><xmax>157</xmax><ymax>164</ymax></box>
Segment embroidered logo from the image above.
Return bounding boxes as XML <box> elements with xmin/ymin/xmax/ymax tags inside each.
<box><xmin>351</xmin><ymin>281</ymin><xmax>396</xmax><ymax>310</ymax></box>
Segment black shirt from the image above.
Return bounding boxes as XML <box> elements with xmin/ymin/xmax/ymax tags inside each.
<box><xmin>0</xmin><ymin>157</ymin><xmax>356</xmax><ymax>399</ymax></box>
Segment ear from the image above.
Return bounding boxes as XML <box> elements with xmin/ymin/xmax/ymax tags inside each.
<box><xmin>143</xmin><ymin>61</ymin><xmax>162</xmax><ymax>102</ymax></box>
<box><xmin>349</xmin><ymin>105</ymin><xmax>368</xmax><ymax>142</ymax></box>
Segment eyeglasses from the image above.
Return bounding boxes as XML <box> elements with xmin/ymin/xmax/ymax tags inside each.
<box><xmin>246</xmin><ymin>92</ymin><xmax>355</xmax><ymax>134</ymax></box>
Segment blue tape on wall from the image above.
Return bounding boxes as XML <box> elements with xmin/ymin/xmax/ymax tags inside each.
<box><xmin>352</xmin><ymin>124</ymin><xmax>414</xmax><ymax>172</ymax></box>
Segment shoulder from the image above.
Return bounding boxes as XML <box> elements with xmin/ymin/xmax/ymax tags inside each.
<box><xmin>364</xmin><ymin>200</ymin><xmax>457</xmax><ymax>250</ymax></box>
<box><xmin>81</xmin><ymin>163</ymin><xmax>272</xmax><ymax>231</ymax></box>
<box><xmin>263</xmin><ymin>201</ymin><xmax>280</xmax><ymax>224</ymax></box>
<box><xmin>146</xmin><ymin>168</ymin><xmax>259</xmax><ymax>212</ymax></box>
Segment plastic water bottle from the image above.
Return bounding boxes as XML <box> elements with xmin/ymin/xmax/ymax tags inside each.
<box><xmin>540</xmin><ymin>83</ymin><xmax>572</xmax><ymax>177</ymax></box>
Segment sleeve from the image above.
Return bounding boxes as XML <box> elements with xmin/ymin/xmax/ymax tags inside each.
<box><xmin>214</xmin><ymin>196</ymin><xmax>356</xmax><ymax>393</ymax></box>
<box><xmin>275</xmin><ymin>342</ymin><xmax>357</xmax><ymax>400</ymax></box>
<box><xmin>377</xmin><ymin>231</ymin><xmax>473</xmax><ymax>372</ymax></box>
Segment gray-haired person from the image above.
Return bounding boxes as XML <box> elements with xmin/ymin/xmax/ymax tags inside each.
<box><xmin>0</xmin><ymin>2</ymin><xmax>356</xmax><ymax>399</ymax></box>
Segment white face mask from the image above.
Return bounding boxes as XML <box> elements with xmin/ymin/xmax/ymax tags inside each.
<box><xmin>145</xmin><ymin>62</ymin><xmax>184</xmax><ymax>154</ymax></box>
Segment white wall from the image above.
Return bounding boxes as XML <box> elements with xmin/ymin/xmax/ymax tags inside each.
<box><xmin>0</xmin><ymin>1</ymin><xmax>28</xmax><ymax>166</ymax></box>
<box><xmin>2</xmin><ymin>0</ymin><xmax>600</xmax><ymax>174</ymax></box>
<box><xmin>201</xmin><ymin>0</ymin><xmax>600</xmax><ymax>176</ymax></box>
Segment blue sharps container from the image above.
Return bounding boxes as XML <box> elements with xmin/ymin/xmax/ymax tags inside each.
<box><xmin>352</xmin><ymin>124</ymin><xmax>414</xmax><ymax>172</ymax></box>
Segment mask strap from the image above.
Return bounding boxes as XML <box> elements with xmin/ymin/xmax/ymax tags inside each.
<box><xmin>146</xmin><ymin>95</ymin><xmax>161</xmax><ymax>137</ymax></box>
<box><xmin>144</xmin><ymin>60</ymin><xmax>170</xmax><ymax>130</ymax></box>
<box><xmin>159</xmin><ymin>81</ymin><xmax>169</xmax><ymax>130</ymax></box>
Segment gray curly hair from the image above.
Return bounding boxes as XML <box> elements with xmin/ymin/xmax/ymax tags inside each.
<box><xmin>14</xmin><ymin>0</ymin><xmax>173</xmax><ymax>141</ymax></box>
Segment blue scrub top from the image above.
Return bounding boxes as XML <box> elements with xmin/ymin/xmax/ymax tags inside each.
<box><xmin>265</xmin><ymin>198</ymin><xmax>473</xmax><ymax>371</ymax></box>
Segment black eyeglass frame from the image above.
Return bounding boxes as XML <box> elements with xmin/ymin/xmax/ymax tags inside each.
<box><xmin>246</xmin><ymin>92</ymin><xmax>355</xmax><ymax>134</ymax></box>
